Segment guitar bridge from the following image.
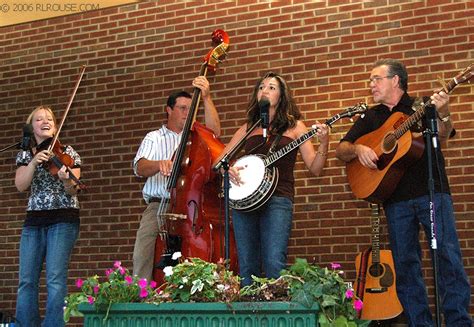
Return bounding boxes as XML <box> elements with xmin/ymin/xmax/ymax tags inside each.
<box><xmin>366</xmin><ymin>287</ymin><xmax>388</xmax><ymax>293</ymax></box>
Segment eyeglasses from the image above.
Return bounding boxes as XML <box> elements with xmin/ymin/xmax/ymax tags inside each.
<box><xmin>174</xmin><ymin>105</ymin><xmax>190</xmax><ymax>111</ymax></box>
<box><xmin>369</xmin><ymin>76</ymin><xmax>393</xmax><ymax>84</ymax></box>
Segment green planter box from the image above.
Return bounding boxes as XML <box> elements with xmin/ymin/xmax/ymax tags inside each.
<box><xmin>78</xmin><ymin>302</ymin><xmax>319</xmax><ymax>327</ymax></box>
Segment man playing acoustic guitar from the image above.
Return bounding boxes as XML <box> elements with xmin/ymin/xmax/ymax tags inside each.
<box><xmin>336</xmin><ymin>59</ymin><xmax>471</xmax><ymax>326</ymax></box>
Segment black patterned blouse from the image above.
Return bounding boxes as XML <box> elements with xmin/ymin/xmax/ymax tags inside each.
<box><xmin>16</xmin><ymin>144</ymin><xmax>81</xmax><ymax>226</ymax></box>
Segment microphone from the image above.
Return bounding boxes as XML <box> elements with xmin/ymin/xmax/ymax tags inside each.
<box><xmin>259</xmin><ymin>97</ymin><xmax>270</xmax><ymax>138</ymax></box>
<box><xmin>21</xmin><ymin>124</ymin><xmax>33</xmax><ymax>160</ymax></box>
<box><xmin>425</xmin><ymin>104</ymin><xmax>438</xmax><ymax>149</ymax></box>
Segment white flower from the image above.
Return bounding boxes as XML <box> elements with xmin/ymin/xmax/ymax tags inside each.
<box><xmin>216</xmin><ymin>284</ymin><xmax>225</xmax><ymax>291</ymax></box>
<box><xmin>163</xmin><ymin>266</ymin><xmax>173</xmax><ymax>276</ymax></box>
<box><xmin>172</xmin><ymin>252</ymin><xmax>182</xmax><ymax>260</ymax></box>
<box><xmin>182</xmin><ymin>277</ymin><xmax>188</xmax><ymax>284</ymax></box>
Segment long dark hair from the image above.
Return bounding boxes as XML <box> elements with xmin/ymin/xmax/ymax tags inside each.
<box><xmin>245</xmin><ymin>72</ymin><xmax>301</xmax><ymax>135</ymax></box>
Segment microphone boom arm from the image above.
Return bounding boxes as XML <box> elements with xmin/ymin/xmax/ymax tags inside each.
<box><xmin>213</xmin><ymin>118</ymin><xmax>262</xmax><ymax>171</ymax></box>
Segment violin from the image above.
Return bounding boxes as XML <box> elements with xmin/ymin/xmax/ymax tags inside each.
<box><xmin>37</xmin><ymin>137</ymin><xmax>86</xmax><ymax>190</ymax></box>
<box><xmin>40</xmin><ymin>65</ymin><xmax>87</xmax><ymax>190</ymax></box>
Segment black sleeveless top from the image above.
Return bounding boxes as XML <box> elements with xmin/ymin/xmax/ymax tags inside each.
<box><xmin>244</xmin><ymin>135</ymin><xmax>298</xmax><ymax>202</ymax></box>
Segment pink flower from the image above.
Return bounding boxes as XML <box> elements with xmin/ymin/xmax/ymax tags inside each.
<box><xmin>93</xmin><ymin>285</ymin><xmax>100</xmax><ymax>294</ymax></box>
<box><xmin>118</xmin><ymin>266</ymin><xmax>125</xmax><ymax>275</ymax></box>
<box><xmin>105</xmin><ymin>268</ymin><xmax>113</xmax><ymax>278</ymax></box>
<box><xmin>75</xmin><ymin>278</ymin><xmax>83</xmax><ymax>288</ymax></box>
<box><xmin>345</xmin><ymin>289</ymin><xmax>354</xmax><ymax>299</ymax></box>
<box><xmin>87</xmin><ymin>296</ymin><xmax>95</xmax><ymax>305</ymax></box>
<box><xmin>139</xmin><ymin>288</ymin><xmax>148</xmax><ymax>298</ymax></box>
<box><xmin>150</xmin><ymin>280</ymin><xmax>157</xmax><ymax>288</ymax></box>
<box><xmin>125</xmin><ymin>276</ymin><xmax>133</xmax><ymax>285</ymax></box>
<box><xmin>330</xmin><ymin>262</ymin><xmax>341</xmax><ymax>270</ymax></box>
<box><xmin>353</xmin><ymin>299</ymin><xmax>363</xmax><ymax>312</ymax></box>
<box><xmin>114</xmin><ymin>261</ymin><xmax>122</xmax><ymax>269</ymax></box>
<box><xmin>138</xmin><ymin>279</ymin><xmax>148</xmax><ymax>289</ymax></box>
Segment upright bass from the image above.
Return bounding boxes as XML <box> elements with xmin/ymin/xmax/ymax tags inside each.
<box><xmin>153</xmin><ymin>30</ymin><xmax>238</xmax><ymax>282</ymax></box>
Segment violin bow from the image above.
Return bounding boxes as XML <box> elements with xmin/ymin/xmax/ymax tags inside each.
<box><xmin>47</xmin><ymin>65</ymin><xmax>86</xmax><ymax>152</ymax></box>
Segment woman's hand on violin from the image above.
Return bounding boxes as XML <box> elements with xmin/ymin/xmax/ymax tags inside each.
<box><xmin>57</xmin><ymin>165</ymin><xmax>70</xmax><ymax>181</ymax></box>
<box><xmin>30</xmin><ymin>150</ymin><xmax>51</xmax><ymax>167</ymax></box>
<box><xmin>193</xmin><ymin>76</ymin><xmax>211</xmax><ymax>98</ymax></box>
<box><xmin>16</xmin><ymin>149</ymin><xmax>51</xmax><ymax>192</ymax></box>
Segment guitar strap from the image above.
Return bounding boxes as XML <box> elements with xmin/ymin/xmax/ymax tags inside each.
<box><xmin>411</xmin><ymin>96</ymin><xmax>425</xmax><ymax>132</ymax></box>
<box><xmin>355</xmin><ymin>247</ymin><xmax>372</xmax><ymax>304</ymax></box>
<box><xmin>267</xmin><ymin>132</ymin><xmax>283</xmax><ymax>155</ymax></box>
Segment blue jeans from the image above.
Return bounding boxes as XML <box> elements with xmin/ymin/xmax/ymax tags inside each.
<box><xmin>16</xmin><ymin>222</ymin><xmax>79</xmax><ymax>327</ymax></box>
<box><xmin>384</xmin><ymin>194</ymin><xmax>472</xmax><ymax>327</ymax></box>
<box><xmin>232</xmin><ymin>196</ymin><xmax>293</xmax><ymax>286</ymax></box>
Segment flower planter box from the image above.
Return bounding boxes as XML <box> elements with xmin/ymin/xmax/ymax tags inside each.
<box><xmin>78</xmin><ymin>301</ymin><xmax>320</xmax><ymax>327</ymax></box>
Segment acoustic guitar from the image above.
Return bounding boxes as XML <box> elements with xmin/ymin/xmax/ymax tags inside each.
<box><xmin>354</xmin><ymin>203</ymin><xmax>403</xmax><ymax>321</ymax></box>
<box><xmin>346</xmin><ymin>64</ymin><xmax>473</xmax><ymax>203</ymax></box>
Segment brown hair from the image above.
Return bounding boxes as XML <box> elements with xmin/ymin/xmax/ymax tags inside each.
<box><xmin>245</xmin><ymin>72</ymin><xmax>301</xmax><ymax>135</ymax></box>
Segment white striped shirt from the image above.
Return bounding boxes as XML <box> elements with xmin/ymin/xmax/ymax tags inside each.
<box><xmin>133</xmin><ymin>125</ymin><xmax>182</xmax><ymax>203</ymax></box>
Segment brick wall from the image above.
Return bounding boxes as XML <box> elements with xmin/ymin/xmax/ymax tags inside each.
<box><xmin>0</xmin><ymin>1</ymin><xmax>472</xmax><ymax>325</ymax></box>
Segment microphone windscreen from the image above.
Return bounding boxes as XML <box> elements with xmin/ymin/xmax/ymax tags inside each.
<box><xmin>424</xmin><ymin>104</ymin><xmax>436</xmax><ymax>119</ymax></box>
<box><xmin>23</xmin><ymin>124</ymin><xmax>33</xmax><ymax>136</ymax></box>
<box><xmin>258</xmin><ymin>97</ymin><xmax>270</xmax><ymax>110</ymax></box>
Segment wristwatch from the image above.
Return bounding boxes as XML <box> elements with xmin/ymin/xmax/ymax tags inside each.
<box><xmin>440</xmin><ymin>114</ymin><xmax>451</xmax><ymax>122</ymax></box>
<box><xmin>438</xmin><ymin>112</ymin><xmax>451</xmax><ymax>122</ymax></box>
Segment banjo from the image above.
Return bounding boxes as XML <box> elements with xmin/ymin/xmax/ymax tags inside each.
<box><xmin>229</xmin><ymin>103</ymin><xmax>368</xmax><ymax>211</ymax></box>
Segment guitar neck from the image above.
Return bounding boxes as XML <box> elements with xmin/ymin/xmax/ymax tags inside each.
<box><xmin>167</xmin><ymin>62</ymin><xmax>208</xmax><ymax>189</ymax></box>
<box><xmin>393</xmin><ymin>76</ymin><xmax>461</xmax><ymax>141</ymax></box>
<box><xmin>371</xmin><ymin>203</ymin><xmax>381</xmax><ymax>264</ymax></box>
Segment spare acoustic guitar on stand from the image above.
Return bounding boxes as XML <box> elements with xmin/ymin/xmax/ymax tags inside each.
<box><xmin>354</xmin><ymin>203</ymin><xmax>403</xmax><ymax>322</ymax></box>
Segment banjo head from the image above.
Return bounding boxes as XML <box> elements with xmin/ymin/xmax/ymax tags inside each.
<box><xmin>229</xmin><ymin>155</ymin><xmax>266</xmax><ymax>201</ymax></box>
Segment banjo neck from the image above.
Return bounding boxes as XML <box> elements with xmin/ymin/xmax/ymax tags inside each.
<box><xmin>264</xmin><ymin>126</ymin><xmax>320</xmax><ymax>167</ymax></box>
<box><xmin>264</xmin><ymin>109</ymin><xmax>360</xmax><ymax>167</ymax></box>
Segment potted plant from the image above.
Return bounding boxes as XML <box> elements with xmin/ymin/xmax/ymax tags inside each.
<box><xmin>65</xmin><ymin>254</ymin><xmax>368</xmax><ymax>327</ymax></box>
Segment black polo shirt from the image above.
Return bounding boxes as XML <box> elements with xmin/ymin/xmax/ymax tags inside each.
<box><xmin>341</xmin><ymin>93</ymin><xmax>450</xmax><ymax>204</ymax></box>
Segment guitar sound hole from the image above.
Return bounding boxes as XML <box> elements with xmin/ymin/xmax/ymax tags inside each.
<box><xmin>368</xmin><ymin>263</ymin><xmax>384</xmax><ymax>277</ymax></box>
<box><xmin>382</xmin><ymin>132</ymin><xmax>396</xmax><ymax>153</ymax></box>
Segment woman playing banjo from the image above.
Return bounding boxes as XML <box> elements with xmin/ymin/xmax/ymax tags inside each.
<box><xmin>221</xmin><ymin>71</ymin><xmax>329</xmax><ymax>286</ymax></box>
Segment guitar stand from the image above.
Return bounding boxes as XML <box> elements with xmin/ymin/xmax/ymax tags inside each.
<box><xmin>423</xmin><ymin>105</ymin><xmax>441</xmax><ymax>327</ymax></box>
<box><xmin>220</xmin><ymin>159</ymin><xmax>231</xmax><ymax>266</ymax></box>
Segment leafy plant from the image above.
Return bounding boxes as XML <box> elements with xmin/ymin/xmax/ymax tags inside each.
<box><xmin>240</xmin><ymin>258</ymin><xmax>368</xmax><ymax>327</ymax></box>
<box><xmin>65</xmin><ymin>256</ymin><xmax>368</xmax><ymax>327</ymax></box>
<box><xmin>64</xmin><ymin>261</ymin><xmax>159</xmax><ymax>323</ymax></box>
<box><xmin>158</xmin><ymin>256</ymin><xmax>241</xmax><ymax>303</ymax></box>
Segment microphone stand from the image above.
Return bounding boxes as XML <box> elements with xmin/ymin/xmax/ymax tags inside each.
<box><xmin>0</xmin><ymin>142</ymin><xmax>21</xmax><ymax>154</ymax></box>
<box><xmin>423</xmin><ymin>105</ymin><xmax>441</xmax><ymax>327</ymax></box>
<box><xmin>214</xmin><ymin>119</ymin><xmax>261</xmax><ymax>265</ymax></box>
